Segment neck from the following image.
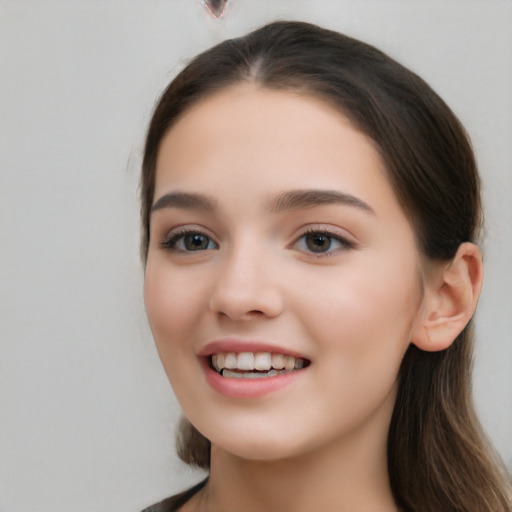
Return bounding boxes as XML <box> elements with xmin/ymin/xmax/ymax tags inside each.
<box><xmin>190</xmin><ymin>408</ymin><xmax>398</xmax><ymax>512</ymax></box>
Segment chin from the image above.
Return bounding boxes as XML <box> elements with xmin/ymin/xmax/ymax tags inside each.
<box><xmin>214</xmin><ymin>441</ymin><xmax>298</xmax><ymax>462</ymax></box>
<box><xmin>207</xmin><ymin>427</ymin><xmax>314</xmax><ymax>462</ymax></box>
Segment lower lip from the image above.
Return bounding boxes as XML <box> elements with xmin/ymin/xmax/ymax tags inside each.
<box><xmin>201</xmin><ymin>358</ymin><xmax>306</xmax><ymax>398</ymax></box>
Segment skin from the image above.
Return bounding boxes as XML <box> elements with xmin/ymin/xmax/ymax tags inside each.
<box><xmin>144</xmin><ymin>83</ymin><xmax>481</xmax><ymax>512</ymax></box>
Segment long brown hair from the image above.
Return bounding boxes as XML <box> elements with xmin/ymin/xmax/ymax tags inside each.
<box><xmin>141</xmin><ymin>21</ymin><xmax>511</xmax><ymax>511</ymax></box>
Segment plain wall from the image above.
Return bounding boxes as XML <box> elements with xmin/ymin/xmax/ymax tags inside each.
<box><xmin>1</xmin><ymin>1</ymin><xmax>511</xmax><ymax>511</ymax></box>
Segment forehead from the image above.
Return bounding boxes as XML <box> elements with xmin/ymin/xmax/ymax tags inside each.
<box><xmin>154</xmin><ymin>84</ymin><xmax>398</xmax><ymax>217</ymax></box>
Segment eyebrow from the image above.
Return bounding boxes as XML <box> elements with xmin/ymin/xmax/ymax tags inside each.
<box><xmin>151</xmin><ymin>192</ymin><xmax>217</xmax><ymax>213</ymax></box>
<box><xmin>269</xmin><ymin>189</ymin><xmax>375</xmax><ymax>215</ymax></box>
<box><xmin>150</xmin><ymin>189</ymin><xmax>375</xmax><ymax>216</ymax></box>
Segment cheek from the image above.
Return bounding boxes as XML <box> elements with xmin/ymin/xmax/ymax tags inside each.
<box><xmin>144</xmin><ymin>262</ymin><xmax>205</xmax><ymax>348</ymax></box>
<box><xmin>282</xmin><ymin>258</ymin><xmax>421</xmax><ymax>440</ymax></box>
<box><xmin>144</xmin><ymin>263</ymin><xmax>210</xmax><ymax>405</ymax></box>
<box><xmin>298</xmin><ymin>250</ymin><xmax>421</xmax><ymax>359</ymax></box>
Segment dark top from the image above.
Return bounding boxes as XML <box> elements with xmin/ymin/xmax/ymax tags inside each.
<box><xmin>141</xmin><ymin>479</ymin><xmax>208</xmax><ymax>512</ymax></box>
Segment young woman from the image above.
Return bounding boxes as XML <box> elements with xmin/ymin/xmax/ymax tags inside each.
<box><xmin>140</xmin><ymin>21</ymin><xmax>511</xmax><ymax>512</ymax></box>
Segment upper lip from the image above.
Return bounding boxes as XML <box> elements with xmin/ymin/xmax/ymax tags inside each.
<box><xmin>198</xmin><ymin>339</ymin><xmax>310</xmax><ymax>360</ymax></box>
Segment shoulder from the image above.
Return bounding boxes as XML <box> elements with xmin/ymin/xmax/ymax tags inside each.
<box><xmin>141</xmin><ymin>478</ymin><xmax>208</xmax><ymax>512</ymax></box>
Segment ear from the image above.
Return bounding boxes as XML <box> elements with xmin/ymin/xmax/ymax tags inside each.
<box><xmin>411</xmin><ymin>243</ymin><xmax>483</xmax><ymax>352</ymax></box>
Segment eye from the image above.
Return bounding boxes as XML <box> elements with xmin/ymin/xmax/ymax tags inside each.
<box><xmin>294</xmin><ymin>229</ymin><xmax>354</xmax><ymax>255</ymax></box>
<box><xmin>162</xmin><ymin>229</ymin><xmax>218</xmax><ymax>252</ymax></box>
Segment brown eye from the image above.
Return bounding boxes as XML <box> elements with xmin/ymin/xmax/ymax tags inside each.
<box><xmin>305</xmin><ymin>232</ymin><xmax>332</xmax><ymax>252</ymax></box>
<box><xmin>162</xmin><ymin>230</ymin><xmax>218</xmax><ymax>252</ymax></box>
<box><xmin>294</xmin><ymin>230</ymin><xmax>354</xmax><ymax>256</ymax></box>
<box><xmin>183</xmin><ymin>233</ymin><xmax>211</xmax><ymax>251</ymax></box>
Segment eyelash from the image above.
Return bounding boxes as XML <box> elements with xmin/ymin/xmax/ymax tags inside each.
<box><xmin>293</xmin><ymin>228</ymin><xmax>355</xmax><ymax>256</ymax></box>
<box><xmin>161</xmin><ymin>228</ymin><xmax>218</xmax><ymax>252</ymax></box>
<box><xmin>160</xmin><ymin>227</ymin><xmax>355</xmax><ymax>256</ymax></box>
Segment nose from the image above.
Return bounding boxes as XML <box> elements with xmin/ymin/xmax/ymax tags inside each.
<box><xmin>208</xmin><ymin>240</ymin><xmax>284</xmax><ymax>321</ymax></box>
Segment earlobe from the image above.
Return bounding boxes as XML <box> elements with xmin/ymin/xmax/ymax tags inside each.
<box><xmin>412</xmin><ymin>243</ymin><xmax>483</xmax><ymax>352</ymax></box>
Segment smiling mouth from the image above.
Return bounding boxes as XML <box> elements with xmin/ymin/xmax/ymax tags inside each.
<box><xmin>209</xmin><ymin>352</ymin><xmax>310</xmax><ymax>379</ymax></box>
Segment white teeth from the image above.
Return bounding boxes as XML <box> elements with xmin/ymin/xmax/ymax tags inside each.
<box><xmin>271</xmin><ymin>354</ymin><xmax>285</xmax><ymax>370</ymax></box>
<box><xmin>222</xmin><ymin>369</ymin><xmax>243</xmax><ymax>379</ymax></box>
<box><xmin>211</xmin><ymin>351</ymin><xmax>307</xmax><ymax>375</ymax></box>
<box><xmin>216</xmin><ymin>353</ymin><xmax>225</xmax><ymax>370</ymax></box>
<box><xmin>254</xmin><ymin>352</ymin><xmax>272</xmax><ymax>371</ymax></box>
<box><xmin>237</xmin><ymin>352</ymin><xmax>254</xmax><ymax>370</ymax></box>
<box><xmin>224</xmin><ymin>352</ymin><xmax>237</xmax><ymax>369</ymax></box>
<box><xmin>284</xmin><ymin>355</ymin><xmax>295</xmax><ymax>371</ymax></box>
<box><xmin>242</xmin><ymin>371</ymin><xmax>268</xmax><ymax>379</ymax></box>
<box><xmin>221</xmin><ymin>369</ymin><xmax>289</xmax><ymax>379</ymax></box>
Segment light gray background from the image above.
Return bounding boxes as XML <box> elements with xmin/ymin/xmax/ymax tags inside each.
<box><xmin>1</xmin><ymin>1</ymin><xmax>511</xmax><ymax>511</ymax></box>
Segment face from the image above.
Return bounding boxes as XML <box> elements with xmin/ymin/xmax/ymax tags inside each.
<box><xmin>144</xmin><ymin>84</ymin><xmax>427</xmax><ymax>461</ymax></box>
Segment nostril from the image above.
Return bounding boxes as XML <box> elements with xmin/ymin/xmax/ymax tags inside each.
<box><xmin>247</xmin><ymin>309</ymin><xmax>266</xmax><ymax>316</ymax></box>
